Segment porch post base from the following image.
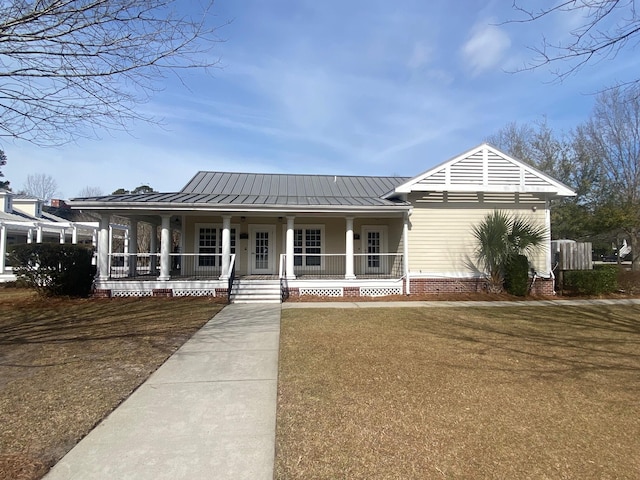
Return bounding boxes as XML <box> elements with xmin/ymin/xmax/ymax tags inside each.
<box><xmin>286</xmin><ymin>275</ymin><xmax>297</xmax><ymax>280</ymax></box>
<box><xmin>344</xmin><ymin>274</ymin><xmax>356</xmax><ymax>280</ymax></box>
<box><xmin>158</xmin><ymin>275</ymin><xmax>171</xmax><ymax>281</ymax></box>
<box><xmin>219</xmin><ymin>274</ymin><xmax>229</xmax><ymax>281</ymax></box>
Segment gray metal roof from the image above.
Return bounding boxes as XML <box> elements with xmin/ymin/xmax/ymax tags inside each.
<box><xmin>71</xmin><ymin>172</ymin><xmax>412</xmax><ymax>209</ymax></box>
<box><xmin>181</xmin><ymin>172</ymin><xmax>408</xmax><ymax>198</ymax></box>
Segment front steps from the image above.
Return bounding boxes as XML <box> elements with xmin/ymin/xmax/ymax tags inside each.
<box><xmin>229</xmin><ymin>279</ymin><xmax>281</xmax><ymax>304</ymax></box>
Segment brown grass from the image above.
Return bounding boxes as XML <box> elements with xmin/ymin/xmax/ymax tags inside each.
<box><xmin>0</xmin><ymin>288</ymin><xmax>224</xmax><ymax>480</ymax></box>
<box><xmin>276</xmin><ymin>305</ymin><xmax>640</xmax><ymax>479</ymax></box>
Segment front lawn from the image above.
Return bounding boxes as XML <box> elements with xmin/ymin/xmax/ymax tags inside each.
<box><xmin>276</xmin><ymin>305</ymin><xmax>640</xmax><ymax>479</ymax></box>
<box><xmin>0</xmin><ymin>289</ymin><xmax>223</xmax><ymax>480</ymax></box>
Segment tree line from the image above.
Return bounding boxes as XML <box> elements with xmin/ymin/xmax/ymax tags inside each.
<box><xmin>487</xmin><ymin>85</ymin><xmax>640</xmax><ymax>271</ymax></box>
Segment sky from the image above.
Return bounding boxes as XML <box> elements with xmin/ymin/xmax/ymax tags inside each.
<box><xmin>2</xmin><ymin>0</ymin><xmax>637</xmax><ymax>199</ymax></box>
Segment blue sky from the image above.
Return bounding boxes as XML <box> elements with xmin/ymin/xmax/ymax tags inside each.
<box><xmin>3</xmin><ymin>0</ymin><xmax>637</xmax><ymax>199</ymax></box>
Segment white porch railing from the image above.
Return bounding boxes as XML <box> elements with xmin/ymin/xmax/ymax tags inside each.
<box><xmin>108</xmin><ymin>253</ymin><xmax>236</xmax><ymax>279</ymax></box>
<box><xmin>279</xmin><ymin>253</ymin><xmax>404</xmax><ymax>279</ymax></box>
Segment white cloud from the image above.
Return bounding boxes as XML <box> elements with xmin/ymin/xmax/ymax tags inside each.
<box><xmin>461</xmin><ymin>21</ymin><xmax>511</xmax><ymax>75</ymax></box>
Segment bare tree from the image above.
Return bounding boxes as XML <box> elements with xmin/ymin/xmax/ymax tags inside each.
<box><xmin>77</xmin><ymin>186</ymin><xmax>104</xmax><ymax>198</ymax></box>
<box><xmin>22</xmin><ymin>173</ymin><xmax>59</xmax><ymax>204</ymax></box>
<box><xmin>0</xmin><ymin>0</ymin><xmax>225</xmax><ymax>146</ymax></box>
<box><xmin>508</xmin><ymin>1</ymin><xmax>640</xmax><ymax>87</ymax></box>
<box><xmin>579</xmin><ymin>85</ymin><xmax>640</xmax><ymax>270</ymax></box>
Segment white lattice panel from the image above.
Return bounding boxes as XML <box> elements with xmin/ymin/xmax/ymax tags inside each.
<box><xmin>360</xmin><ymin>286</ymin><xmax>402</xmax><ymax>297</ymax></box>
<box><xmin>174</xmin><ymin>290</ymin><xmax>216</xmax><ymax>297</ymax></box>
<box><xmin>112</xmin><ymin>290</ymin><xmax>153</xmax><ymax>297</ymax></box>
<box><xmin>299</xmin><ymin>287</ymin><xmax>343</xmax><ymax>297</ymax></box>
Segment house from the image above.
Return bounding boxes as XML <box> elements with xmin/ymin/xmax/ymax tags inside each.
<box><xmin>0</xmin><ymin>190</ymin><xmax>99</xmax><ymax>282</ymax></box>
<box><xmin>67</xmin><ymin>143</ymin><xmax>576</xmax><ymax>301</ymax></box>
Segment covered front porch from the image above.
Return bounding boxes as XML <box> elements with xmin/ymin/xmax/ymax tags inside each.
<box><xmin>93</xmin><ymin>211</ymin><xmax>411</xmax><ymax>299</ymax></box>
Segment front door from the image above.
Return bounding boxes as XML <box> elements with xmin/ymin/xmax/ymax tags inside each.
<box><xmin>362</xmin><ymin>227</ymin><xmax>386</xmax><ymax>274</ymax></box>
<box><xmin>249</xmin><ymin>225</ymin><xmax>276</xmax><ymax>274</ymax></box>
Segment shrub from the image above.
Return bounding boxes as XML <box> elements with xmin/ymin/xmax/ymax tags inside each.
<box><xmin>563</xmin><ymin>265</ymin><xmax>618</xmax><ymax>295</ymax></box>
<box><xmin>504</xmin><ymin>254</ymin><xmax>530</xmax><ymax>296</ymax></box>
<box><xmin>9</xmin><ymin>243</ymin><xmax>96</xmax><ymax>297</ymax></box>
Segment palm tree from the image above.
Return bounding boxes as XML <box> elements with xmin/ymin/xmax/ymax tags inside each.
<box><xmin>472</xmin><ymin>211</ymin><xmax>548</xmax><ymax>293</ymax></box>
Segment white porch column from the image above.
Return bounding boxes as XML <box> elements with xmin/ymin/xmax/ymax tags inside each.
<box><xmin>97</xmin><ymin>214</ymin><xmax>110</xmax><ymax>280</ymax></box>
<box><xmin>150</xmin><ymin>224</ymin><xmax>158</xmax><ymax>273</ymax></box>
<box><xmin>27</xmin><ymin>228</ymin><xmax>33</xmax><ymax>244</ymax></box>
<box><xmin>59</xmin><ymin>228</ymin><xmax>65</xmax><ymax>244</ymax></box>
<box><xmin>220</xmin><ymin>215</ymin><xmax>232</xmax><ymax>279</ymax></box>
<box><xmin>71</xmin><ymin>225</ymin><xmax>78</xmax><ymax>244</ymax></box>
<box><xmin>159</xmin><ymin>215</ymin><xmax>171</xmax><ymax>281</ymax></box>
<box><xmin>0</xmin><ymin>223</ymin><xmax>6</xmax><ymax>274</ymax></box>
<box><xmin>36</xmin><ymin>224</ymin><xmax>43</xmax><ymax>243</ymax></box>
<box><xmin>345</xmin><ymin>216</ymin><xmax>355</xmax><ymax>279</ymax></box>
<box><xmin>403</xmin><ymin>212</ymin><xmax>410</xmax><ymax>295</ymax></box>
<box><xmin>128</xmin><ymin>219</ymin><xmax>138</xmax><ymax>277</ymax></box>
<box><xmin>286</xmin><ymin>216</ymin><xmax>296</xmax><ymax>279</ymax></box>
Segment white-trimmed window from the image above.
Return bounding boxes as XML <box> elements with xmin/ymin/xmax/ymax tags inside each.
<box><xmin>196</xmin><ymin>224</ymin><xmax>236</xmax><ymax>267</ymax></box>
<box><xmin>293</xmin><ymin>226</ymin><xmax>323</xmax><ymax>267</ymax></box>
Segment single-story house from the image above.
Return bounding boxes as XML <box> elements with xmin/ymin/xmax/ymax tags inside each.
<box><xmin>0</xmin><ymin>192</ymin><xmax>98</xmax><ymax>282</ymax></box>
<box><xmin>67</xmin><ymin>143</ymin><xmax>576</xmax><ymax>302</ymax></box>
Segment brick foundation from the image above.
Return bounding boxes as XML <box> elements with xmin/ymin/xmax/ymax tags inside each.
<box><xmin>407</xmin><ymin>277</ymin><xmax>555</xmax><ymax>296</ymax></box>
<box><xmin>343</xmin><ymin>286</ymin><xmax>360</xmax><ymax>297</ymax></box>
<box><xmin>215</xmin><ymin>288</ymin><xmax>228</xmax><ymax>297</ymax></box>
<box><xmin>152</xmin><ymin>288</ymin><xmax>173</xmax><ymax>297</ymax></box>
<box><xmin>92</xmin><ymin>289</ymin><xmax>112</xmax><ymax>298</ymax></box>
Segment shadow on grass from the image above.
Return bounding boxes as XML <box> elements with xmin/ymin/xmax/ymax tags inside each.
<box><xmin>402</xmin><ymin>305</ymin><xmax>640</xmax><ymax>377</ymax></box>
<box><xmin>0</xmin><ymin>296</ymin><xmax>223</xmax><ymax>346</ymax></box>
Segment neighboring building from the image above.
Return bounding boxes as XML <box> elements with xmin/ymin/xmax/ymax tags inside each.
<box><xmin>67</xmin><ymin>143</ymin><xmax>576</xmax><ymax>301</ymax></box>
<box><xmin>0</xmin><ymin>190</ymin><xmax>98</xmax><ymax>282</ymax></box>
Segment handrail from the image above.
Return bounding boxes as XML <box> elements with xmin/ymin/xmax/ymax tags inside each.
<box><xmin>227</xmin><ymin>254</ymin><xmax>236</xmax><ymax>304</ymax></box>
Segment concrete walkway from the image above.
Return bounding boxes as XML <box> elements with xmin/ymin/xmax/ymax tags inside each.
<box><xmin>44</xmin><ymin>303</ymin><xmax>281</xmax><ymax>480</ymax></box>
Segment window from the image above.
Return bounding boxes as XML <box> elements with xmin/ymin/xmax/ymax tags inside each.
<box><xmin>198</xmin><ymin>227</ymin><xmax>217</xmax><ymax>267</ymax></box>
<box><xmin>196</xmin><ymin>225</ymin><xmax>236</xmax><ymax>267</ymax></box>
<box><xmin>293</xmin><ymin>227</ymin><xmax>323</xmax><ymax>267</ymax></box>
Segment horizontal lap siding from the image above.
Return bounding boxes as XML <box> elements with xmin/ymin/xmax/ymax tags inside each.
<box><xmin>408</xmin><ymin>195</ymin><xmax>549</xmax><ymax>276</ymax></box>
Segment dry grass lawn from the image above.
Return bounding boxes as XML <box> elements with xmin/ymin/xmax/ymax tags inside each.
<box><xmin>276</xmin><ymin>305</ymin><xmax>640</xmax><ymax>479</ymax></box>
<box><xmin>0</xmin><ymin>288</ymin><xmax>224</xmax><ymax>480</ymax></box>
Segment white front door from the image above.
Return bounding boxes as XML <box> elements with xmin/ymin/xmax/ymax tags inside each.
<box><xmin>362</xmin><ymin>226</ymin><xmax>386</xmax><ymax>274</ymax></box>
<box><xmin>249</xmin><ymin>225</ymin><xmax>276</xmax><ymax>274</ymax></box>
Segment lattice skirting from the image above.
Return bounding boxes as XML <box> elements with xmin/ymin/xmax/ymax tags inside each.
<box><xmin>111</xmin><ymin>290</ymin><xmax>153</xmax><ymax>297</ymax></box>
<box><xmin>174</xmin><ymin>289</ymin><xmax>217</xmax><ymax>297</ymax></box>
<box><xmin>360</xmin><ymin>286</ymin><xmax>403</xmax><ymax>296</ymax></box>
<box><xmin>299</xmin><ymin>287</ymin><xmax>344</xmax><ymax>297</ymax></box>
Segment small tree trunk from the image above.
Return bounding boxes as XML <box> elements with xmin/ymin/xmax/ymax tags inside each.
<box><xmin>631</xmin><ymin>231</ymin><xmax>640</xmax><ymax>272</ymax></box>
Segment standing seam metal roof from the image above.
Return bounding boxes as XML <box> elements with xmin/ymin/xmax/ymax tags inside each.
<box><xmin>69</xmin><ymin>172</ymin><xmax>412</xmax><ymax>208</ymax></box>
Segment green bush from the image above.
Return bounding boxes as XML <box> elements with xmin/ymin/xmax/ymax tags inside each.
<box><xmin>504</xmin><ymin>254</ymin><xmax>530</xmax><ymax>296</ymax></box>
<box><xmin>8</xmin><ymin>243</ymin><xmax>96</xmax><ymax>297</ymax></box>
<box><xmin>563</xmin><ymin>265</ymin><xmax>618</xmax><ymax>295</ymax></box>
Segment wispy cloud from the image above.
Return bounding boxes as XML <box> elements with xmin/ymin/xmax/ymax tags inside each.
<box><xmin>461</xmin><ymin>20</ymin><xmax>511</xmax><ymax>75</ymax></box>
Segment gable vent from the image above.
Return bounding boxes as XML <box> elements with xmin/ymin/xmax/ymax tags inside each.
<box><xmin>487</xmin><ymin>154</ymin><xmax>520</xmax><ymax>185</ymax></box>
<box><xmin>449</xmin><ymin>152</ymin><xmax>483</xmax><ymax>184</ymax></box>
<box><xmin>417</xmin><ymin>168</ymin><xmax>446</xmax><ymax>185</ymax></box>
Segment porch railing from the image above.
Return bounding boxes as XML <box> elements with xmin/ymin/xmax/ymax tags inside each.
<box><xmin>108</xmin><ymin>253</ymin><xmax>235</xmax><ymax>279</ymax></box>
<box><xmin>279</xmin><ymin>253</ymin><xmax>404</xmax><ymax>279</ymax></box>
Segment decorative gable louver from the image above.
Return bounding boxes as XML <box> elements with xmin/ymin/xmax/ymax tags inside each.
<box><xmin>393</xmin><ymin>143</ymin><xmax>576</xmax><ymax>198</ymax></box>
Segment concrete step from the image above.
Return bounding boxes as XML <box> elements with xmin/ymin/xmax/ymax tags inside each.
<box><xmin>229</xmin><ymin>279</ymin><xmax>281</xmax><ymax>304</ymax></box>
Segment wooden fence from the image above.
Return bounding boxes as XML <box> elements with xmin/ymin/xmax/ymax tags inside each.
<box><xmin>557</xmin><ymin>242</ymin><xmax>592</xmax><ymax>271</ymax></box>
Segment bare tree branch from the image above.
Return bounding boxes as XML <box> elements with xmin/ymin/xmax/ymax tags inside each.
<box><xmin>506</xmin><ymin>0</ymin><xmax>640</xmax><ymax>87</ymax></box>
<box><xmin>0</xmin><ymin>0</ymin><xmax>227</xmax><ymax>146</ymax></box>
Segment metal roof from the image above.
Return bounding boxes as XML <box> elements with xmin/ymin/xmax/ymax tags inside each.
<box><xmin>181</xmin><ymin>172</ymin><xmax>409</xmax><ymax>198</ymax></box>
<box><xmin>71</xmin><ymin>172</ymin><xmax>412</xmax><ymax>209</ymax></box>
